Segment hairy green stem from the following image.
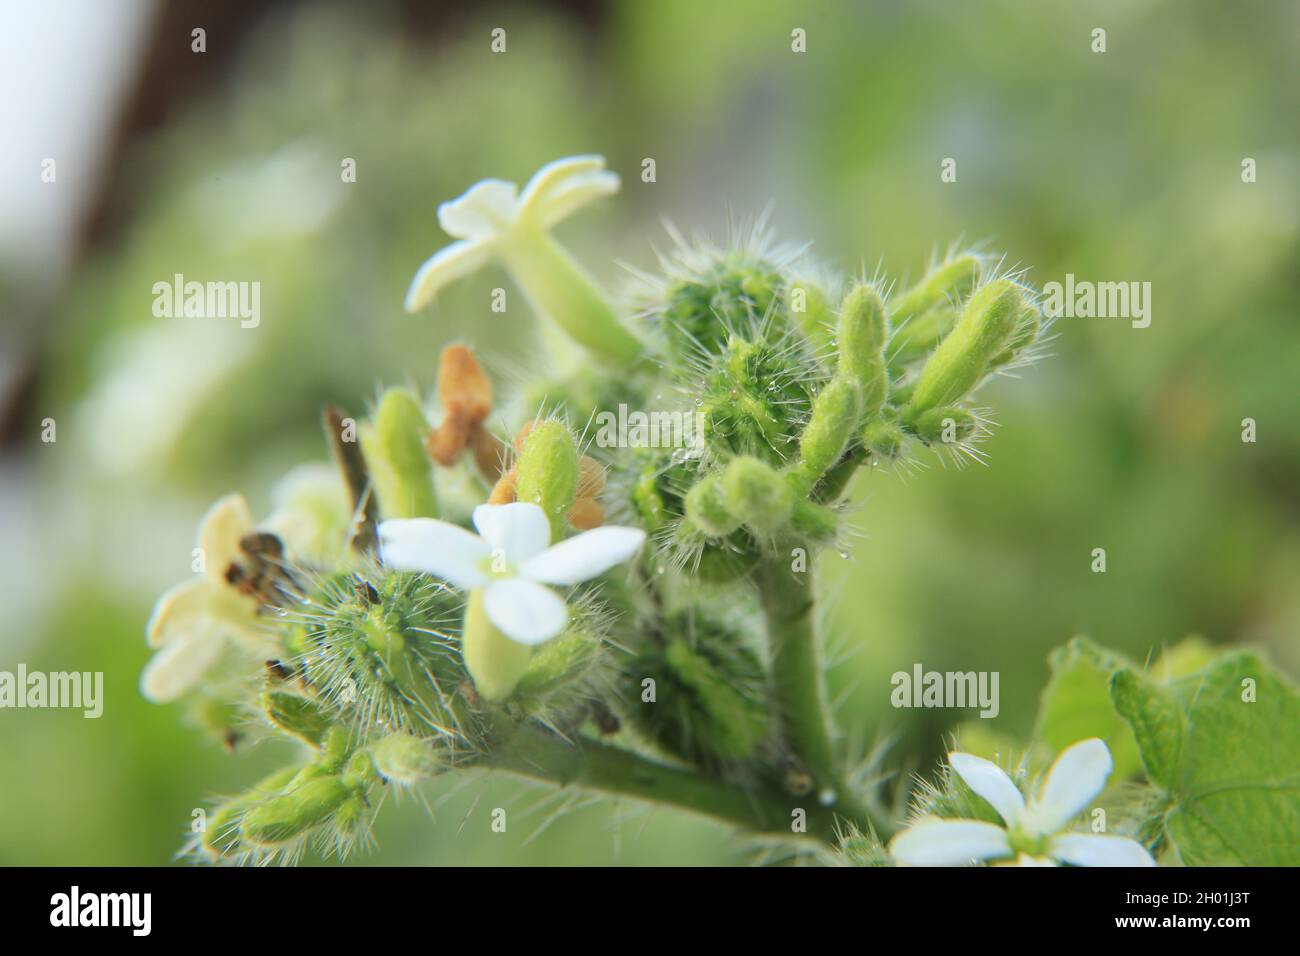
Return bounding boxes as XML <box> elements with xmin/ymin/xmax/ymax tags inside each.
<box><xmin>482</xmin><ymin>723</ymin><xmax>847</xmax><ymax>844</ymax></box>
<box><xmin>755</xmin><ymin>551</ymin><xmax>891</xmax><ymax>836</ymax></box>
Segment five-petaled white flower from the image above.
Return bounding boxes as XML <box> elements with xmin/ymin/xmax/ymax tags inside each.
<box><xmin>890</xmin><ymin>738</ymin><xmax>1155</xmax><ymax>867</ymax></box>
<box><xmin>378</xmin><ymin>502</ymin><xmax>644</xmax><ymax>645</ymax></box>
<box><xmin>404</xmin><ymin>155</ymin><xmax>619</xmax><ymax>312</ymax></box>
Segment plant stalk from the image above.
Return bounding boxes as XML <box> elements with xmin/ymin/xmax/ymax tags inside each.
<box><xmin>482</xmin><ymin>723</ymin><xmax>847</xmax><ymax>844</ymax></box>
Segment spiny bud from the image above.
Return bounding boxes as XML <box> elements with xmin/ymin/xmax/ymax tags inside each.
<box><xmin>513</xmin><ymin>420</ymin><xmax>579</xmax><ymax>537</ymax></box>
<box><xmin>837</xmin><ymin>284</ymin><xmax>889</xmax><ymax>419</ymax></box>
<box><xmin>793</xmin><ymin>376</ymin><xmax>863</xmax><ymax>490</ymax></box>
<box><xmin>240</xmin><ymin>774</ymin><xmax>358</xmax><ymax>847</ymax></box>
<box><xmin>862</xmin><ymin>420</ymin><xmax>904</xmax><ymax>460</ymax></box>
<box><xmin>720</xmin><ymin>457</ymin><xmax>793</xmax><ymax>535</ymax></box>
<box><xmin>909</xmin><ymin>407</ymin><xmax>977</xmax><ymax>444</ymax></box>
<box><xmin>261</xmin><ymin>689</ymin><xmax>332</xmax><ymax>748</ymax></box>
<box><xmin>461</xmin><ymin>588</ymin><xmax>534</xmax><ymax>702</ymax></box>
<box><xmin>370</xmin><ymin>733</ymin><xmax>444</xmax><ymax>785</ymax></box>
<box><xmin>203</xmin><ymin>766</ymin><xmax>299</xmax><ymax>859</ymax></box>
<box><xmin>989</xmin><ymin>298</ymin><xmax>1042</xmax><ymax>369</ymax></box>
<box><xmin>362</xmin><ymin>388</ymin><xmax>438</xmax><ymax>519</ymax></box>
<box><xmin>889</xmin><ymin>253</ymin><xmax>982</xmax><ymax>324</ymax></box>
<box><xmin>904</xmin><ymin>279</ymin><xmax>1024</xmax><ymax>419</ymax></box>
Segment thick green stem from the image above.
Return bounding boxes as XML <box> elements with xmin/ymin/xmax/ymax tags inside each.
<box><xmin>756</xmin><ymin>553</ymin><xmax>836</xmax><ymax>786</ymax></box>
<box><xmin>755</xmin><ymin>551</ymin><xmax>891</xmax><ymax>836</ymax></box>
<box><xmin>482</xmin><ymin>723</ymin><xmax>846</xmax><ymax>844</ymax></box>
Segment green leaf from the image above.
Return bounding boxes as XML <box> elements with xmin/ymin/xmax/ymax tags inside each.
<box><xmin>1034</xmin><ymin>637</ymin><xmax>1142</xmax><ymax>779</ymax></box>
<box><xmin>1110</xmin><ymin>651</ymin><xmax>1300</xmax><ymax>866</ymax></box>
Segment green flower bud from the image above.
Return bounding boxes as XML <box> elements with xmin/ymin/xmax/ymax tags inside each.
<box><xmin>514</xmin><ymin>420</ymin><xmax>579</xmax><ymax>537</ymax></box>
<box><xmin>240</xmin><ymin>775</ymin><xmax>358</xmax><ymax>847</ymax></box>
<box><xmin>862</xmin><ymin>420</ymin><xmax>904</xmax><ymax>460</ymax></box>
<box><xmin>889</xmin><ymin>253</ymin><xmax>982</xmax><ymax>323</ymax></box>
<box><xmin>793</xmin><ymin>376</ymin><xmax>863</xmax><ymax>490</ymax></box>
<box><xmin>462</xmin><ymin>587</ymin><xmax>534</xmax><ymax>702</ymax></box>
<box><xmin>904</xmin><ymin>279</ymin><xmax>1024</xmax><ymax>419</ymax></box>
<box><xmin>721</xmin><ymin>457</ymin><xmax>793</xmax><ymax>535</ymax></box>
<box><xmin>203</xmin><ymin>766</ymin><xmax>299</xmax><ymax>859</ymax></box>
<box><xmin>887</xmin><ymin>304</ymin><xmax>958</xmax><ymax>371</ymax></box>
<box><xmin>261</xmin><ymin>690</ymin><xmax>332</xmax><ymax>748</ymax></box>
<box><xmin>909</xmin><ymin>406</ymin><xmax>977</xmax><ymax>444</ymax></box>
<box><xmin>989</xmin><ymin>298</ymin><xmax>1042</xmax><ymax>369</ymax></box>
<box><xmin>836</xmin><ymin>284</ymin><xmax>889</xmax><ymax>420</ymax></box>
<box><xmin>514</xmin><ymin>630</ymin><xmax>602</xmax><ymax>713</ymax></box>
<box><xmin>684</xmin><ymin>473</ymin><xmax>743</xmax><ymax>538</ymax></box>
<box><xmin>360</xmin><ymin>388</ymin><xmax>437</xmax><ymax>520</ymax></box>
<box><xmin>370</xmin><ymin>733</ymin><xmax>445</xmax><ymax>784</ymax></box>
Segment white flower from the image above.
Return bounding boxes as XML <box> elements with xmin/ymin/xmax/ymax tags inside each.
<box><xmin>890</xmin><ymin>738</ymin><xmax>1155</xmax><ymax>867</ymax></box>
<box><xmin>378</xmin><ymin>502</ymin><xmax>644</xmax><ymax>645</ymax></box>
<box><xmin>140</xmin><ymin>494</ymin><xmax>273</xmax><ymax>703</ymax></box>
<box><xmin>404</xmin><ymin>155</ymin><xmax>619</xmax><ymax>312</ymax></box>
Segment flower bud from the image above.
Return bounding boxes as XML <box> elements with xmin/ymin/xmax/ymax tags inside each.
<box><xmin>684</xmin><ymin>474</ymin><xmax>743</xmax><ymax>538</ymax></box>
<box><xmin>261</xmin><ymin>690</ymin><xmax>332</xmax><ymax>748</ymax></box>
<box><xmin>837</xmin><ymin>284</ymin><xmax>889</xmax><ymax>419</ymax></box>
<box><xmin>514</xmin><ymin>420</ymin><xmax>579</xmax><ymax>536</ymax></box>
<box><xmin>989</xmin><ymin>298</ymin><xmax>1042</xmax><ymax>369</ymax></box>
<box><xmin>887</xmin><ymin>304</ymin><xmax>958</xmax><ymax>371</ymax></box>
<box><xmin>909</xmin><ymin>407</ymin><xmax>977</xmax><ymax>444</ymax></box>
<box><xmin>720</xmin><ymin>457</ymin><xmax>793</xmax><ymax>535</ymax></box>
<box><xmin>362</xmin><ymin>388</ymin><xmax>438</xmax><ymax>519</ymax></box>
<box><xmin>240</xmin><ymin>775</ymin><xmax>358</xmax><ymax>847</ymax></box>
<box><xmin>889</xmin><ymin>253</ymin><xmax>982</xmax><ymax>324</ymax></box>
<box><xmin>794</xmin><ymin>376</ymin><xmax>863</xmax><ymax>489</ymax></box>
<box><xmin>370</xmin><ymin>733</ymin><xmax>444</xmax><ymax>785</ymax></box>
<box><xmin>904</xmin><ymin>279</ymin><xmax>1024</xmax><ymax>418</ymax></box>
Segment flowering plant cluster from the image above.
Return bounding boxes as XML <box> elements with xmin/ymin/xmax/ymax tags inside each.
<box><xmin>143</xmin><ymin>157</ymin><xmax>1297</xmax><ymax>866</ymax></box>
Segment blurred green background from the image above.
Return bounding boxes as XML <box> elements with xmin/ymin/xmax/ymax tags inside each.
<box><xmin>0</xmin><ymin>0</ymin><xmax>1296</xmax><ymax>865</ymax></box>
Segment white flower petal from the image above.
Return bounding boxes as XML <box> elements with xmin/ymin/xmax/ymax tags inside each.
<box><xmin>948</xmin><ymin>752</ymin><xmax>1027</xmax><ymax>827</ymax></box>
<box><xmin>890</xmin><ymin>818</ymin><xmax>1012</xmax><ymax>867</ymax></box>
<box><xmin>483</xmin><ymin>577</ymin><xmax>567</xmax><ymax>645</ymax></box>
<box><xmin>378</xmin><ymin>518</ymin><xmax>490</xmax><ymax>588</ymax></box>
<box><xmin>436</xmin><ymin>179</ymin><xmax>519</xmax><ymax>238</ymax></box>
<box><xmin>146</xmin><ymin>578</ymin><xmax>253</xmax><ymax>648</ymax></box>
<box><xmin>1051</xmin><ymin>833</ymin><xmax>1156</xmax><ymax>867</ymax></box>
<box><xmin>517</xmin><ymin>155</ymin><xmax>606</xmax><ymax>215</ymax></box>
<box><xmin>521</xmin><ymin>525</ymin><xmax>646</xmax><ymax>586</ymax></box>
<box><xmin>140</xmin><ymin>632</ymin><xmax>226</xmax><ymax>703</ymax></box>
<box><xmin>197</xmin><ymin>493</ymin><xmax>254</xmax><ymax>583</ymax></box>
<box><xmin>534</xmin><ymin>170</ymin><xmax>621</xmax><ymax>231</ymax></box>
<box><xmin>471</xmin><ymin>502</ymin><xmax>552</xmax><ymax>563</ymax></box>
<box><xmin>1027</xmin><ymin>737</ymin><xmax>1114</xmax><ymax>835</ymax></box>
<box><xmin>404</xmin><ymin>237</ymin><xmax>496</xmax><ymax>312</ymax></box>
